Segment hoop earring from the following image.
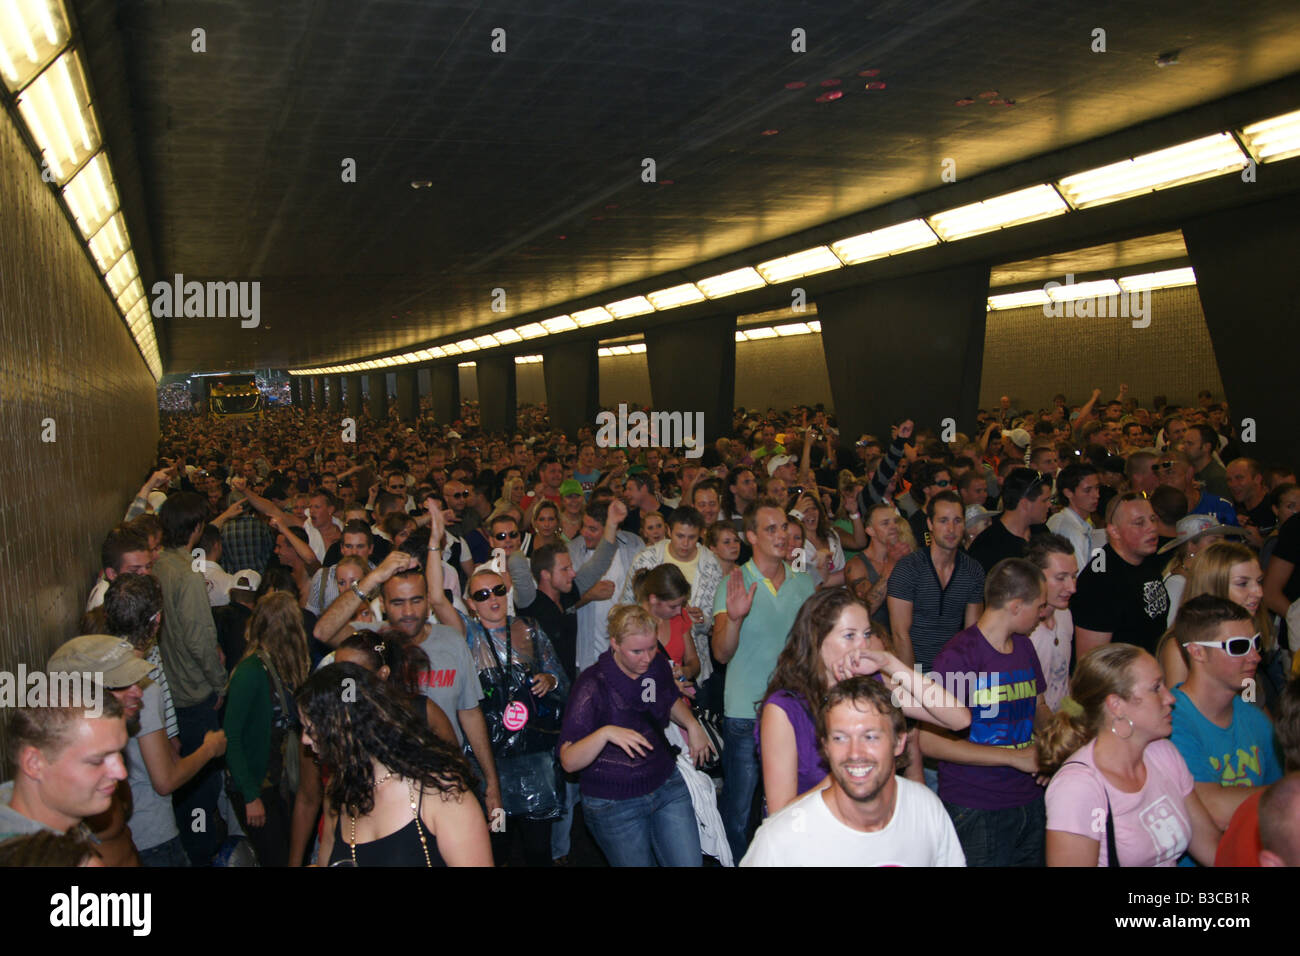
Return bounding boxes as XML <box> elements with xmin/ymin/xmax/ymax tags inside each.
<box><xmin>1110</xmin><ymin>715</ymin><xmax>1135</xmax><ymax>740</ymax></box>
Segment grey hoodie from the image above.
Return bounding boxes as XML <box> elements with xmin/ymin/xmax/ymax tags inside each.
<box><xmin>0</xmin><ymin>780</ymin><xmax>56</xmax><ymax>843</ymax></box>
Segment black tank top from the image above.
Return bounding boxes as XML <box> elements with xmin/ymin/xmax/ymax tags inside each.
<box><xmin>327</xmin><ymin>789</ymin><xmax>447</xmax><ymax>867</ymax></box>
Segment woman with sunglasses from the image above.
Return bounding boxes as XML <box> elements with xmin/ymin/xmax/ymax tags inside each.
<box><xmin>1042</xmin><ymin>643</ymin><xmax>1220</xmax><ymax>866</ymax></box>
<box><xmin>448</xmin><ymin>568</ymin><xmax>568</xmax><ymax>866</ymax></box>
<box><xmin>758</xmin><ymin>588</ymin><xmax>970</xmax><ymax>815</ymax></box>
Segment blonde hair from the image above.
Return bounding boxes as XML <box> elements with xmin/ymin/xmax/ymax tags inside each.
<box><xmin>1038</xmin><ymin>643</ymin><xmax>1145</xmax><ymax>774</ymax></box>
<box><xmin>1183</xmin><ymin>541</ymin><xmax>1273</xmax><ymax>651</ymax></box>
<box><xmin>607</xmin><ymin>604</ymin><xmax>656</xmax><ymax>645</ymax></box>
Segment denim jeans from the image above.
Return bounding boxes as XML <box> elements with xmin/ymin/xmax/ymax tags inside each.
<box><xmin>550</xmin><ymin>780</ymin><xmax>581</xmax><ymax>860</ymax></box>
<box><xmin>943</xmin><ymin>795</ymin><xmax>1046</xmax><ymax>867</ymax></box>
<box><xmin>582</xmin><ymin>772</ymin><xmax>701</xmax><ymax>867</ymax></box>
<box><xmin>173</xmin><ymin>695</ymin><xmax>225</xmax><ymax>865</ymax></box>
<box><xmin>720</xmin><ymin>716</ymin><xmax>760</xmax><ymax>864</ymax></box>
<box><xmin>137</xmin><ymin>835</ymin><xmax>191</xmax><ymax>867</ymax></box>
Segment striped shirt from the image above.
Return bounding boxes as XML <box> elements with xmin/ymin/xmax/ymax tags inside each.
<box><xmin>887</xmin><ymin>548</ymin><xmax>986</xmax><ymax>674</ymax></box>
<box><xmin>147</xmin><ymin>644</ymin><xmax>180</xmax><ymax>740</ymax></box>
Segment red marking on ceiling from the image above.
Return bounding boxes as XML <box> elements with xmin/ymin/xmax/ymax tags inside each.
<box><xmin>660</xmin><ymin>180</ymin><xmax>674</xmax><ymax>185</ymax></box>
<box><xmin>865</xmin><ymin>81</ymin><xmax>887</xmax><ymax>90</ymax></box>
<box><xmin>761</xmin><ymin>129</ymin><xmax>779</xmax><ymax>136</ymax></box>
<box><xmin>955</xmin><ymin>97</ymin><xmax>975</xmax><ymax>106</ymax></box>
<box><xmin>785</xmin><ymin>81</ymin><xmax>807</xmax><ymax>90</ymax></box>
<box><xmin>978</xmin><ymin>90</ymin><xmax>998</xmax><ymax>99</ymax></box>
<box><xmin>815</xmin><ymin>90</ymin><xmax>843</xmax><ymax>103</ymax></box>
<box><xmin>820</xmin><ymin>78</ymin><xmax>841</xmax><ymax>87</ymax></box>
<box><xmin>858</xmin><ymin>69</ymin><xmax>880</xmax><ymax>77</ymax></box>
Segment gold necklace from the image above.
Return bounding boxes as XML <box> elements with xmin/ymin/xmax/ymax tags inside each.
<box><xmin>348</xmin><ymin>768</ymin><xmax>395</xmax><ymax>866</ymax></box>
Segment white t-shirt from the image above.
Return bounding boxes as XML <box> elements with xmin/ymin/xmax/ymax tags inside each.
<box><xmin>1028</xmin><ymin>608</ymin><xmax>1073</xmax><ymax>712</ymax></box>
<box><xmin>204</xmin><ymin>564</ymin><xmax>236</xmax><ymax>607</ymax></box>
<box><xmin>740</xmin><ymin>777</ymin><xmax>966</xmax><ymax>867</ymax></box>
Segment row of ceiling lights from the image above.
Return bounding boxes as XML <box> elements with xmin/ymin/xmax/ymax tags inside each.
<box><xmin>0</xmin><ymin>0</ymin><xmax>162</xmax><ymax>379</ymax></box>
<box><xmin>290</xmin><ymin>108</ymin><xmax>1299</xmax><ymax>378</ymax></box>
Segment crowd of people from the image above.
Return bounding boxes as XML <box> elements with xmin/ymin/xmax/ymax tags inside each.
<box><xmin>2</xmin><ymin>384</ymin><xmax>1299</xmax><ymax>868</ymax></box>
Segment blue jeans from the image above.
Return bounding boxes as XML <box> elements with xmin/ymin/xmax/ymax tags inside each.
<box><xmin>720</xmin><ymin>716</ymin><xmax>759</xmax><ymax>864</ymax></box>
<box><xmin>550</xmin><ymin>781</ymin><xmax>581</xmax><ymax>860</ymax></box>
<box><xmin>582</xmin><ymin>772</ymin><xmax>700</xmax><ymax>867</ymax></box>
<box><xmin>943</xmin><ymin>795</ymin><xmax>1046</xmax><ymax>867</ymax></box>
<box><xmin>137</xmin><ymin>835</ymin><xmax>191</xmax><ymax>867</ymax></box>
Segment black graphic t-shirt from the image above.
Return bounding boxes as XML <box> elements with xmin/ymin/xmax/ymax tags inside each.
<box><xmin>1071</xmin><ymin>544</ymin><xmax>1170</xmax><ymax>654</ymax></box>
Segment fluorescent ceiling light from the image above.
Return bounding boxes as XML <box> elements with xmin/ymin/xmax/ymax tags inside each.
<box><xmin>739</xmin><ymin>326</ymin><xmax>778</xmax><ymax>340</ymax></box>
<box><xmin>646</xmin><ymin>283</ymin><xmax>706</xmax><ymax>310</ymax></box>
<box><xmin>1117</xmin><ymin>267</ymin><xmax>1197</xmax><ymax>292</ymax></box>
<box><xmin>734</xmin><ymin>331</ymin><xmax>747</xmax><ymax>343</ymax></box>
<box><xmin>0</xmin><ymin>0</ymin><xmax>71</xmax><ymax>92</ymax></box>
<box><xmin>773</xmin><ymin>322</ymin><xmax>812</xmax><ymax>336</ymax></box>
<box><xmin>515</xmin><ymin>323</ymin><xmax>546</xmax><ymax>339</ymax></box>
<box><xmin>1240</xmin><ymin>109</ymin><xmax>1300</xmax><ymax>164</ymax></box>
<box><xmin>807</xmin><ymin>320</ymin><xmax>821</xmax><ymax>333</ymax></box>
<box><xmin>115</xmin><ymin>277</ymin><xmax>143</xmax><ymax>314</ymax></box>
<box><xmin>540</xmin><ymin>315</ymin><xmax>577</xmax><ymax>333</ymax></box>
<box><xmin>755</xmin><ymin>246</ymin><xmax>841</xmax><ymax>283</ymax></box>
<box><xmin>62</xmin><ymin>152</ymin><xmax>119</xmax><ymax>238</ymax></box>
<box><xmin>1046</xmin><ymin>279</ymin><xmax>1122</xmax><ymax>302</ymax></box>
<box><xmin>15</xmin><ymin>50</ymin><xmax>100</xmax><ymax>184</ymax></box>
<box><xmin>1056</xmin><ymin>133</ymin><xmax>1247</xmax><ymax>208</ymax></box>
<box><xmin>87</xmin><ymin>212</ymin><xmax>128</xmax><ymax>272</ymax></box>
<box><xmin>454</xmin><ymin>339</ymin><xmax>478</xmax><ymax>353</ymax></box>
<box><xmin>104</xmin><ymin>250</ymin><xmax>137</xmax><ymax>297</ymax></box>
<box><xmin>927</xmin><ymin>185</ymin><xmax>1068</xmax><ymax>241</ymax></box>
<box><xmin>628</xmin><ymin>343</ymin><xmax>646</xmax><ymax>353</ymax></box>
<box><xmin>458</xmin><ymin>361</ymin><xmax>476</xmax><ymax>368</ymax></box>
<box><xmin>416</xmin><ymin>349</ymin><xmax>434</xmax><ymax>360</ymax></box>
<box><xmin>832</xmin><ymin>219</ymin><xmax>940</xmax><ymax>264</ymax></box>
<box><xmin>441</xmin><ymin>342</ymin><xmax>462</xmax><ymax>355</ymax></box>
<box><xmin>572</xmin><ymin>307</ymin><xmax>614</xmax><ymax>326</ymax></box>
<box><xmin>473</xmin><ymin>334</ymin><xmax>499</xmax><ymax>349</ymax></box>
<box><xmin>514</xmin><ymin>354</ymin><xmax>543</xmax><ymax>364</ymax></box>
<box><xmin>493</xmin><ymin>328</ymin><xmax>522</xmax><ymax>344</ymax></box>
<box><xmin>695</xmin><ymin>267</ymin><xmax>766</xmax><ymax>299</ymax></box>
<box><xmin>986</xmin><ymin>290</ymin><xmax>1051</xmax><ymax>311</ymax></box>
<box><xmin>597</xmin><ymin>347</ymin><xmax>612</xmax><ymax>357</ymax></box>
<box><xmin>430</xmin><ymin>347</ymin><xmax>446</xmax><ymax>358</ymax></box>
<box><xmin>605</xmin><ymin>296</ymin><xmax>654</xmax><ymax>318</ymax></box>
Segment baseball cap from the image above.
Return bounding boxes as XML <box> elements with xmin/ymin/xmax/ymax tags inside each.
<box><xmin>559</xmin><ymin>479</ymin><xmax>583</xmax><ymax>496</ymax></box>
<box><xmin>48</xmin><ymin>635</ymin><xmax>153</xmax><ymax>689</ymax></box>
<box><xmin>767</xmin><ymin>454</ymin><xmax>796</xmax><ymax>476</ymax></box>
<box><xmin>146</xmin><ymin>490</ymin><xmax>168</xmax><ymax>512</ymax></box>
<box><xmin>1157</xmin><ymin>515</ymin><xmax>1246</xmax><ymax>554</ymax></box>
<box><xmin>964</xmin><ymin>504</ymin><xmax>1001</xmax><ymax>528</ymax></box>
<box><xmin>230</xmin><ymin>569</ymin><xmax>262</xmax><ymax>596</ymax></box>
<box><xmin>1005</xmin><ymin>428</ymin><xmax>1032</xmax><ymax>449</ymax></box>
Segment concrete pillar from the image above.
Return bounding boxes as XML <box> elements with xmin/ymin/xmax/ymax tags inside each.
<box><xmin>644</xmin><ymin>312</ymin><xmax>735</xmax><ymax>446</ymax></box>
<box><xmin>366</xmin><ymin>372</ymin><xmax>387</xmax><ymax>419</ymax></box>
<box><xmin>816</xmin><ymin>264</ymin><xmax>989</xmax><ymax>441</ymax></box>
<box><xmin>326</xmin><ymin>375</ymin><xmax>342</xmax><ymax>413</ymax></box>
<box><xmin>430</xmin><ymin>365</ymin><xmax>460</xmax><ymax>425</ymax></box>
<box><xmin>344</xmin><ymin>375</ymin><xmax>362</xmax><ymax>417</ymax></box>
<box><xmin>476</xmin><ymin>355</ymin><xmax>517</xmax><ymax>434</ymax></box>
<box><xmin>542</xmin><ymin>341</ymin><xmax>599</xmax><ymax>438</ymax></box>
<box><xmin>1182</xmin><ymin>193</ymin><xmax>1300</xmax><ymax>466</ymax></box>
<box><xmin>310</xmin><ymin>376</ymin><xmax>322</xmax><ymax>407</ymax></box>
<box><xmin>395</xmin><ymin>368</ymin><xmax>419</xmax><ymax>421</ymax></box>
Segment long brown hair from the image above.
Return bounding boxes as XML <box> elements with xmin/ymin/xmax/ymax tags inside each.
<box><xmin>240</xmin><ymin>591</ymin><xmax>310</xmax><ymax>691</ymax></box>
<box><xmin>758</xmin><ymin>588</ymin><xmax>863</xmax><ymax>721</ymax></box>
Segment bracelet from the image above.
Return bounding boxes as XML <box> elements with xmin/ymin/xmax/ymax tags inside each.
<box><xmin>350</xmin><ymin>581</ymin><xmax>374</xmax><ymax>603</ymax></box>
<box><xmin>848</xmin><ymin>513</ymin><xmax>861</xmax><ymax>520</ymax></box>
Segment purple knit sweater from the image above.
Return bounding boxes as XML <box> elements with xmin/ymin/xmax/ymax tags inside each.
<box><xmin>558</xmin><ymin>650</ymin><xmax>682</xmax><ymax>800</ymax></box>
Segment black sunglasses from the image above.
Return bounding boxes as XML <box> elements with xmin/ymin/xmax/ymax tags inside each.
<box><xmin>493</xmin><ymin>530</ymin><xmax>521</xmax><ymax>540</ymax></box>
<box><xmin>448</xmin><ymin>491</ymin><xmax>470</xmax><ymax>499</ymax></box>
<box><xmin>470</xmin><ymin>583</ymin><xmax>509</xmax><ymax>602</ymax></box>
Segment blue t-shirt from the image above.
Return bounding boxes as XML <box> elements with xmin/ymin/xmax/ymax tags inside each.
<box><xmin>933</xmin><ymin>625</ymin><xmax>1045</xmax><ymax>810</ymax></box>
<box><xmin>1169</xmin><ymin>686</ymin><xmax>1282</xmax><ymax>789</ymax></box>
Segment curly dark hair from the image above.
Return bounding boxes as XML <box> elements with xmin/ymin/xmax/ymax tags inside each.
<box><xmin>338</xmin><ymin>627</ymin><xmax>431</xmax><ymax>699</ymax></box>
<box><xmin>758</xmin><ymin>587</ymin><xmax>866</xmax><ymax>722</ymax></box>
<box><xmin>296</xmin><ymin>662</ymin><xmax>475</xmax><ymax>817</ymax></box>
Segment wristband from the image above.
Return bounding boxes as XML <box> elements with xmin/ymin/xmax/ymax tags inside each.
<box><xmin>350</xmin><ymin>581</ymin><xmax>374</xmax><ymax>603</ymax></box>
<box><xmin>848</xmin><ymin>513</ymin><xmax>861</xmax><ymax>520</ymax></box>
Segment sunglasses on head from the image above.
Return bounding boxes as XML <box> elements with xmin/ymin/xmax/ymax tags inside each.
<box><xmin>1187</xmin><ymin>633</ymin><xmax>1261</xmax><ymax>657</ymax></box>
<box><xmin>470</xmin><ymin>583</ymin><xmax>509</xmax><ymax>602</ymax></box>
<box><xmin>493</xmin><ymin>530</ymin><xmax>521</xmax><ymax>540</ymax></box>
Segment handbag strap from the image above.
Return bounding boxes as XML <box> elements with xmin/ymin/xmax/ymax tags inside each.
<box><xmin>1062</xmin><ymin>759</ymin><xmax>1121</xmax><ymax>868</ymax></box>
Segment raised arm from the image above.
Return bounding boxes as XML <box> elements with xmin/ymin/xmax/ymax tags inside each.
<box><xmin>424</xmin><ymin>501</ymin><xmax>465</xmax><ymax>632</ymax></box>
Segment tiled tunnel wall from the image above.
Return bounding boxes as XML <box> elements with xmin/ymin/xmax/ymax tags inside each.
<box><xmin>0</xmin><ymin>105</ymin><xmax>159</xmax><ymax>771</ymax></box>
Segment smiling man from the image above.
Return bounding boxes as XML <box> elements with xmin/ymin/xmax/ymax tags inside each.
<box><xmin>741</xmin><ymin>677</ymin><xmax>964</xmax><ymax>866</ymax></box>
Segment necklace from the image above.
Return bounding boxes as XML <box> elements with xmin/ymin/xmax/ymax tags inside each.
<box><xmin>348</xmin><ymin>768</ymin><xmax>397</xmax><ymax>866</ymax></box>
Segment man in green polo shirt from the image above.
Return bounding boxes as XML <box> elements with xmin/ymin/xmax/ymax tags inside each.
<box><xmin>713</xmin><ymin>496</ymin><xmax>816</xmax><ymax>862</ymax></box>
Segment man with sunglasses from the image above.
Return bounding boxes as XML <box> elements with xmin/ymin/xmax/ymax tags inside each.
<box><xmin>967</xmin><ymin>468</ymin><xmax>1052</xmax><ymax>574</ymax></box>
<box><xmin>906</xmin><ymin>462</ymin><xmax>954</xmax><ymax>547</ymax></box>
<box><xmin>442</xmin><ymin>478</ymin><xmax>481</xmax><ymax>540</ymax></box>
<box><xmin>1169</xmin><ymin>595</ymin><xmax>1284</xmax><ymax>837</ymax></box>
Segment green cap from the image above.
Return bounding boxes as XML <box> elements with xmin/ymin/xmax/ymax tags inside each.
<box><xmin>559</xmin><ymin>479</ymin><xmax>584</xmax><ymax>496</ymax></box>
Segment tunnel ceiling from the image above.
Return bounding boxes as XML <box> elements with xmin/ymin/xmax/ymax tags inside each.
<box><xmin>73</xmin><ymin>0</ymin><xmax>1300</xmax><ymax>374</ymax></box>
